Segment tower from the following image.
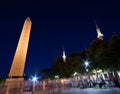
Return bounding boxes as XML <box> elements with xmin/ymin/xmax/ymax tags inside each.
<box><xmin>5</xmin><ymin>17</ymin><xmax>32</xmax><ymax>94</ymax></box>
<box><xmin>62</xmin><ymin>46</ymin><xmax>66</xmax><ymax>62</ymax></box>
<box><xmin>95</xmin><ymin>23</ymin><xmax>104</xmax><ymax>40</ymax></box>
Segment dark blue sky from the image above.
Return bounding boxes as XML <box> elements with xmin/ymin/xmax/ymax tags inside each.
<box><xmin>0</xmin><ymin>0</ymin><xmax>119</xmax><ymax>76</ymax></box>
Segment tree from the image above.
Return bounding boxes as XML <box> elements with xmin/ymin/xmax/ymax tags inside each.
<box><xmin>88</xmin><ymin>35</ymin><xmax>120</xmax><ymax>72</ymax></box>
<box><xmin>88</xmin><ymin>38</ymin><xmax>107</xmax><ymax>71</ymax></box>
<box><xmin>107</xmin><ymin>34</ymin><xmax>120</xmax><ymax>71</ymax></box>
<box><xmin>50</xmin><ymin>34</ymin><xmax>120</xmax><ymax>78</ymax></box>
<box><xmin>0</xmin><ymin>76</ymin><xmax>5</xmax><ymax>84</ymax></box>
<box><xmin>51</xmin><ymin>52</ymin><xmax>85</xmax><ymax>78</ymax></box>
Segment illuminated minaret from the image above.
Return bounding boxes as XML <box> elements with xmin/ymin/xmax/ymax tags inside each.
<box><xmin>62</xmin><ymin>46</ymin><xmax>66</xmax><ymax>62</ymax></box>
<box><xmin>95</xmin><ymin>23</ymin><xmax>104</xmax><ymax>40</ymax></box>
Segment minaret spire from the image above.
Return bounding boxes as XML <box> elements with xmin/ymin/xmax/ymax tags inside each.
<box><xmin>62</xmin><ymin>46</ymin><xmax>66</xmax><ymax>62</ymax></box>
<box><xmin>95</xmin><ymin>21</ymin><xmax>104</xmax><ymax>40</ymax></box>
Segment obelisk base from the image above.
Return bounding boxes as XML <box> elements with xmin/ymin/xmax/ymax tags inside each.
<box><xmin>5</xmin><ymin>78</ymin><xmax>24</xmax><ymax>94</ymax></box>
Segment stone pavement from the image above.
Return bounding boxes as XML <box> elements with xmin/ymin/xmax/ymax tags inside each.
<box><xmin>56</xmin><ymin>88</ymin><xmax>120</xmax><ymax>94</ymax></box>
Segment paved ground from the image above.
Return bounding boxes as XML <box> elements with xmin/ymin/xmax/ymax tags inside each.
<box><xmin>56</xmin><ymin>88</ymin><xmax>120</xmax><ymax>94</ymax></box>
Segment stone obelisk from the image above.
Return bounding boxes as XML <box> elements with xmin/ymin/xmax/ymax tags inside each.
<box><xmin>9</xmin><ymin>17</ymin><xmax>32</xmax><ymax>77</ymax></box>
<box><xmin>6</xmin><ymin>17</ymin><xmax>32</xmax><ymax>94</ymax></box>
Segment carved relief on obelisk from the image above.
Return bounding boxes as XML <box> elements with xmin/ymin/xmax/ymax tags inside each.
<box><xmin>9</xmin><ymin>17</ymin><xmax>32</xmax><ymax>77</ymax></box>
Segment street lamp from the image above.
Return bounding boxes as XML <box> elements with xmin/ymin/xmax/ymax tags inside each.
<box><xmin>55</xmin><ymin>75</ymin><xmax>59</xmax><ymax>79</ymax></box>
<box><xmin>86</xmin><ymin>69</ymin><xmax>89</xmax><ymax>72</ymax></box>
<box><xmin>84</xmin><ymin>60</ymin><xmax>90</xmax><ymax>81</ymax></box>
<box><xmin>83</xmin><ymin>60</ymin><xmax>90</xmax><ymax>73</ymax></box>
<box><xmin>31</xmin><ymin>75</ymin><xmax>38</xmax><ymax>94</ymax></box>
<box><xmin>84</xmin><ymin>60</ymin><xmax>89</xmax><ymax>68</ymax></box>
<box><xmin>73</xmin><ymin>72</ymin><xmax>78</xmax><ymax>76</ymax></box>
<box><xmin>32</xmin><ymin>76</ymin><xmax>38</xmax><ymax>82</ymax></box>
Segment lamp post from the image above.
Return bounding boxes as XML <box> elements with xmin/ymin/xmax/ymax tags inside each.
<box><xmin>84</xmin><ymin>60</ymin><xmax>90</xmax><ymax>80</ymax></box>
<box><xmin>86</xmin><ymin>69</ymin><xmax>89</xmax><ymax>72</ymax></box>
<box><xmin>84</xmin><ymin>60</ymin><xmax>90</xmax><ymax>72</ymax></box>
<box><xmin>84</xmin><ymin>60</ymin><xmax>89</xmax><ymax>68</ymax></box>
<box><xmin>31</xmin><ymin>76</ymin><xmax>38</xmax><ymax>94</ymax></box>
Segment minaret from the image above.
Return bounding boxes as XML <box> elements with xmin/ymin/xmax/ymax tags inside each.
<box><xmin>62</xmin><ymin>46</ymin><xmax>66</xmax><ymax>62</ymax></box>
<box><xmin>5</xmin><ymin>17</ymin><xmax>32</xmax><ymax>94</ymax></box>
<box><xmin>95</xmin><ymin>22</ymin><xmax>104</xmax><ymax>40</ymax></box>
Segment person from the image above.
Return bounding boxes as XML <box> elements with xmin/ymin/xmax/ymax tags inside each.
<box><xmin>87</xmin><ymin>78</ymin><xmax>93</xmax><ymax>88</ymax></box>
<box><xmin>96</xmin><ymin>77</ymin><xmax>101</xmax><ymax>88</ymax></box>
<box><xmin>98</xmin><ymin>77</ymin><xmax>105</xmax><ymax>88</ymax></box>
<box><xmin>79</xmin><ymin>79</ymin><xmax>84</xmax><ymax>88</ymax></box>
<box><xmin>113</xmin><ymin>74</ymin><xmax>120</xmax><ymax>88</ymax></box>
<box><xmin>89</xmin><ymin>79</ymin><xmax>93</xmax><ymax>88</ymax></box>
<box><xmin>101</xmin><ymin>77</ymin><xmax>106</xmax><ymax>88</ymax></box>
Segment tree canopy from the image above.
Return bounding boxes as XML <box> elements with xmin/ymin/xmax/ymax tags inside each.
<box><xmin>49</xmin><ymin>34</ymin><xmax>120</xmax><ymax>79</ymax></box>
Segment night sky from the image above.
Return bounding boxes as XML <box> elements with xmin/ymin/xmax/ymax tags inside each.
<box><xmin>0</xmin><ymin>0</ymin><xmax>119</xmax><ymax>76</ymax></box>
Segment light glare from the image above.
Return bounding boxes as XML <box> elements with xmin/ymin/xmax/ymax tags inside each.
<box><xmin>85</xmin><ymin>61</ymin><xmax>89</xmax><ymax>67</ymax></box>
<box><xmin>31</xmin><ymin>76</ymin><xmax>38</xmax><ymax>82</ymax></box>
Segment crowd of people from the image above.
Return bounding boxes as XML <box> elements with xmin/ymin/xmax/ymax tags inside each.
<box><xmin>70</xmin><ymin>73</ymin><xmax>120</xmax><ymax>89</ymax></box>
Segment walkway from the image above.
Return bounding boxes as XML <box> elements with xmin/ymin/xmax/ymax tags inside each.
<box><xmin>56</xmin><ymin>88</ymin><xmax>120</xmax><ymax>94</ymax></box>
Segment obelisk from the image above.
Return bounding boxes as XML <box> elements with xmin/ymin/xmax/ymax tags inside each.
<box><xmin>6</xmin><ymin>17</ymin><xmax>32</xmax><ymax>94</ymax></box>
<box><xmin>9</xmin><ymin>17</ymin><xmax>32</xmax><ymax>77</ymax></box>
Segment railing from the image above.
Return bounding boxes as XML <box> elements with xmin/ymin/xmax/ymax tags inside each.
<box><xmin>0</xmin><ymin>80</ymin><xmax>72</xmax><ymax>94</ymax></box>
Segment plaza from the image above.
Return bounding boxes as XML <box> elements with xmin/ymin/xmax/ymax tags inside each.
<box><xmin>56</xmin><ymin>88</ymin><xmax>120</xmax><ymax>94</ymax></box>
<box><xmin>0</xmin><ymin>1</ymin><xmax>120</xmax><ymax>94</ymax></box>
